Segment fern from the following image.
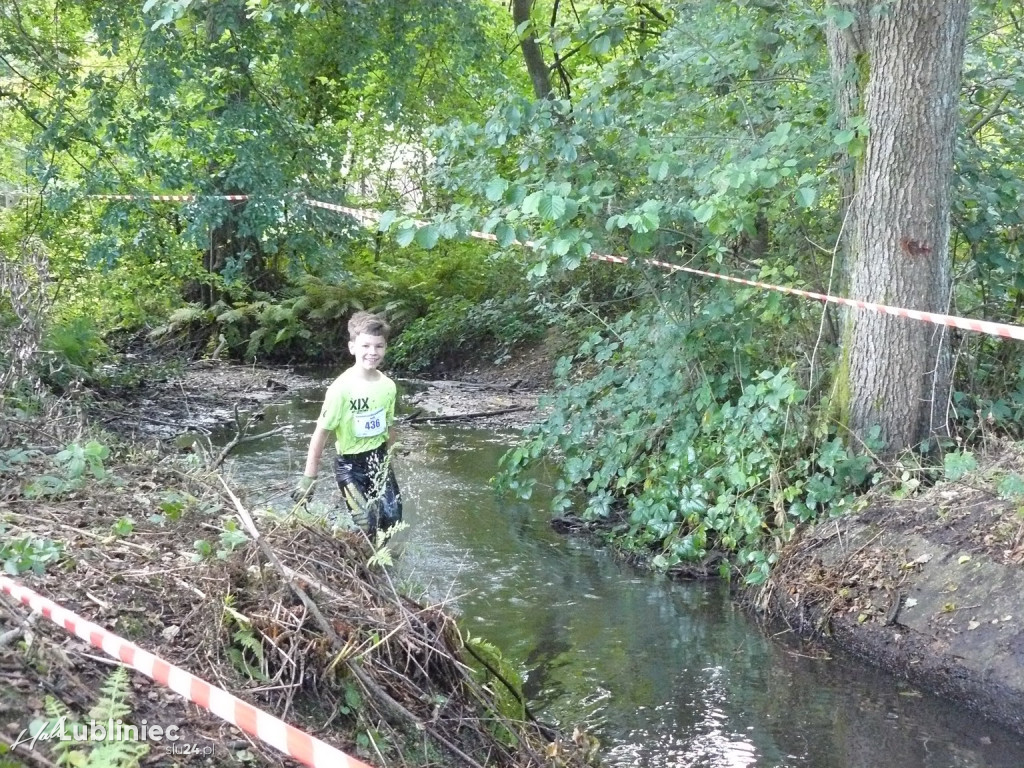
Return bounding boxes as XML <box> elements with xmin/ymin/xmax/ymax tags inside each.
<box><xmin>88</xmin><ymin>667</ymin><xmax>133</xmax><ymax>723</ymax></box>
<box><xmin>215</xmin><ymin>307</ymin><xmax>249</xmax><ymax>326</ymax></box>
<box><xmin>148</xmin><ymin>304</ymin><xmax>213</xmax><ymax>340</ymax></box>
<box><xmin>307</xmin><ymin>297</ymin><xmax>343</xmax><ymax>321</ymax></box>
<box><xmin>367</xmin><ymin>521</ymin><xmax>409</xmax><ymax>568</ymax></box>
<box><xmin>233</xmin><ymin>628</ymin><xmax>266</xmax><ymax>664</ymax></box>
<box><xmin>40</xmin><ymin>695</ymin><xmax>78</xmax><ymax>766</ymax></box>
<box><xmin>31</xmin><ymin>669</ymin><xmax>150</xmax><ymax>768</ymax></box>
<box><xmin>227</xmin><ymin>627</ymin><xmax>269</xmax><ymax>682</ymax></box>
<box><xmin>463</xmin><ymin>633</ymin><xmax>527</xmax><ymax>721</ymax></box>
<box><xmin>245</xmin><ymin>327</ymin><xmax>268</xmax><ymax>359</ymax></box>
<box><xmin>83</xmin><ymin>739</ymin><xmax>149</xmax><ymax>768</ymax></box>
<box><xmin>167</xmin><ymin>305</ymin><xmax>211</xmax><ymax>327</ymax></box>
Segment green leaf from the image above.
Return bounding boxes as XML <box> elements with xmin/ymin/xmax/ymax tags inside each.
<box><xmin>414</xmin><ymin>224</ymin><xmax>440</xmax><ymax>249</ymax></box>
<box><xmin>996</xmin><ymin>474</ymin><xmax>1024</xmax><ymax>501</ymax></box>
<box><xmin>538</xmin><ymin>195</ymin><xmax>566</xmax><ymax>221</ymax></box>
<box><xmin>796</xmin><ymin>188</ymin><xmax>816</xmax><ymax>208</ymax></box>
<box><xmin>943</xmin><ymin>450</ymin><xmax>977</xmax><ymax>482</ymax></box>
<box><xmin>505</xmin><ymin>184</ymin><xmax>527</xmax><ymax>205</ymax></box>
<box><xmin>377</xmin><ymin>210</ymin><xmax>399</xmax><ymax>232</ymax></box>
<box><xmin>649</xmin><ymin>159</ymin><xmax>669</xmax><ymax>182</ymax></box>
<box><xmin>521</xmin><ymin>191</ymin><xmax>543</xmax><ymax>217</ymax></box>
<box><xmin>693</xmin><ymin>202</ymin><xmax>716</xmax><ymax>224</ymax></box>
<box><xmin>629</xmin><ymin>230</ymin><xmax>657</xmax><ymax>252</ymax></box>
<box><xmin>395</xmin><ymin>225</ymin><xmax>417</xmax><ymax>248</ymax></box>
<box><xmin>495</xmin><ymin>221</ymin><xmax>517</xmax><ymax>248</ymax></box>
<box><xmin>588</xmin><ymin>34</ymin><xmax>611</xmax><ymax>56</ymax></box>
<box><xmin>833</xmin><ymin>129</ymin><xmax>856</xmax><ymax>146</ymax></box>
<box><xmin>550</xmin><ymin>236</ymin><xmax>572</xmax><ymax>256</ymax></box>
<box><xmin>485</xmin><ymin>178</ymin><xmax>508</xmax><ymax>203</ymax></box>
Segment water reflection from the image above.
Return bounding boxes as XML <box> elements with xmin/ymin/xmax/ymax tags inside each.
<box><xmin>226</xmin><ymin>388</ymin><xmax>1024</xmax><ymax>768</ymax></box>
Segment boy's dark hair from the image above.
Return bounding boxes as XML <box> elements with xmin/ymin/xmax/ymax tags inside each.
<box><xmin>348</xmin><ymin>311</ymin><xmax>391</xmax><ymax>341</ymax></box>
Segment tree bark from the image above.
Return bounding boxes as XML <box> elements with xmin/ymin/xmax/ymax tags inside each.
<box><xmin>512</xmin><ymin>0</ymin><xmax>552</xmax><ymax>100</ymax></box>
<box><xmin>841</xmin><ymin>1</ymin><xmax>969</xmax><ymax>454</ymax></box>
<box><xmin>825</xmin><ymin>1</ymin><xmax>872</xmax><ymax>287</ymax></box>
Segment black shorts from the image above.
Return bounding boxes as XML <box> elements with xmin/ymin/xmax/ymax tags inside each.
<box><xmin>334</xmin><ymin>444</ymin><xmax>402</xmax><ymax>535</ymax></box>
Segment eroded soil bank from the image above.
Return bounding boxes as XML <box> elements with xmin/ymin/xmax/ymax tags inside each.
<box><xmin>754</xmin><ymin>450</ymin><xmax>1024</xmax><ymax>735</ymax></box>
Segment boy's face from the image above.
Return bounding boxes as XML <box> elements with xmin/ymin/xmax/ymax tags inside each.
<box><xmin>349</xmin><ymin>332</ymin><xmax>387</xmax><ymax>372</ymax></box>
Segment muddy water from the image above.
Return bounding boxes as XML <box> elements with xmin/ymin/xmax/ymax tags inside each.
<box><xmin>223</xmin><ymin>385</ymin><xmax>1024</xmax><ymax>768</ymax></box>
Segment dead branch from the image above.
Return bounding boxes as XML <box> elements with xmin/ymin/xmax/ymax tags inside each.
<box><xmin>208</xmin><ymin>403</ymin><xmax>285</xmax><ymax>469</ymax></box>
<box><xmin>408</xmin><ymin>406</ymin><xmax>528</xmax><ymax>424</ymax></box>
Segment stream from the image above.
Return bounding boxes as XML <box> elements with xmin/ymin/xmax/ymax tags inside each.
<box><xmin>221</xmin><ymin>383</ymin><xmax>1024</xmax><ymax>768</ymax></box>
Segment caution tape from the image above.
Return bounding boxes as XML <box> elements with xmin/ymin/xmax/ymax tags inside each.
<box><xmin>301</xmin><ymin>199</ymin><xmax>1024</xmax><ymax>342</ymax></box>
<box><xmin>635</xmin><ymin>259</ymin><xmax>1024</xmax><ymax>341</ymax></box>
<box><xmin>89</xmin><ymin>194</ymin><xmax>250</xmax><ymax>202</ymax></box>
<box><xmin>0</xmin><ymin>576</ymin><xmax>373</xmax><ymax>768</ymax></box>
<box><xmin>303</xmin><ymin>198</ymin><xmax>376</xmax><ymax>221</ymax></box>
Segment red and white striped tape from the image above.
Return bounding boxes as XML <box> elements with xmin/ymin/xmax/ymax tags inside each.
<box><xmin>0</xmin><ymin>576</ymin><xmax>373</xmax><ymax>768</ymax></box>
<box><xmin>302</xmin><ymin>200</ymin><xmax>1024</xmax><ymax>342</ymax></box>
<box><xmin>89</xmin><ymin>194</ymin><xmax>250</xmax><ymax>202</ymax></box>
<box><xmin>303</xmin><ymin>198</ymin><xmax>375</xmax><ymax>221</ymax></box>
<box><xmin>638</xmin><ymin>258</ymin><xmax>1024</xmax><ymax>341</ymax></box>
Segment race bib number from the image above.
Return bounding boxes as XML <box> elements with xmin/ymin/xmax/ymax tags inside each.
<box><xmin>353</xmin><ymin>408</ymin><xmax>386</xmax><ymax>438</ymax></box>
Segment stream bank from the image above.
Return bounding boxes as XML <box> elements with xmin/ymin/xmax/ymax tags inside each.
<box><xmin>752</xmin><ymin>444</ymin><xmax>1024</xmax><ymax>736</ymax></box>
<box><xmin>6</xmin><ymin>353</ymin><xmax>1024</xmax><ymax>763</ymax></box>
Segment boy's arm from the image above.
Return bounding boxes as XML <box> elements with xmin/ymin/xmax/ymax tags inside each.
<box><xmin>302</xmin><ymin>424</ymin><xmax>331</xmax><ymax>478</ymax></box>
<box><xmin>386</xmin><ymin>385</ymin><xmax>396</xmax><ymax>448</ymax></box>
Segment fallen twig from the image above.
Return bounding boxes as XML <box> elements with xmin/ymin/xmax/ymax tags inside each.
<box><xmin>208</xmin><ymin>403</ymin><xmax>285</xmax><ymax>469</ymax></box>
<box><xmin>408</xmin><ymin>406</ymin><xmax>528</xmax><ymax>424</ymax></box>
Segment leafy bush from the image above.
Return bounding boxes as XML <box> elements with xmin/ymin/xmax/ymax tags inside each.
<box><xmin>497</xmin><ymin>291</ymin><xmax>876</xmax><ymax>584</ymax></box>
<box><xmin>387</xmin><ymin>294</ymin><xmax>547</xmax><ymax>375</ymax></box>
<box><xmin>141</xmin><ymin>237</ymin><xmax>545</xmax><ymax>368</ymax></box>
<box><xmin>22</xmin><ymin>440</ymin><xmax>111</xmax><ymax>499</ymax></box>
<box><xmin>0</xmin><ymin>530</ymin><xmax>63</xmax><ymax>575</ymax></box>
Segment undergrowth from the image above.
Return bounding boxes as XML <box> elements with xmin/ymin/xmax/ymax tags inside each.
<box><xmin>497</xmin><ymin>286</ymin><xmax>879</xmax><ymax>584</ymax></box>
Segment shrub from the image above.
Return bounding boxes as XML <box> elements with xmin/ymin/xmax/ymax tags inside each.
<box><xmin>496</xmin><ymin>291</ymin><xmax>876</xmax><ymax>584</ymax></box>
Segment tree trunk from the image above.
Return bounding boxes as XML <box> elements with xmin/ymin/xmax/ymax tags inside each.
<box><xmin>512</xmin><ymin>0</ymin><xmax>552</xmax><ymax>100</ymax></box>
<box><xmin>825</xmin><ymin>1</ymin><xmax>872</xmax><ymax>288</ymax></box>
<box><xmin>840</xmin><ymin>1</ymin><xmax>969</xmax><ymax>454</ymax></box>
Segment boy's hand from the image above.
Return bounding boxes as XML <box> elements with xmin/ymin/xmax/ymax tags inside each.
<box><xmin>290</xmin><ymin>475</ymin><xmax>316</xmax><ymax>503</ymax></box>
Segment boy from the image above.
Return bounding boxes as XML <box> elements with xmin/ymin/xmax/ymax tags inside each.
<box><xmin>291</xmin><ymin>311</ymin><xmax>402</xmax><ymax>536</ymax></box>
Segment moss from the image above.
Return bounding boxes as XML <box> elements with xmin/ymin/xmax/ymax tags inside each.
<box><xmin>115</xmin><ymin>614</ymin><xmax>147</xmax><ymax>640</ymax></box>
<box><xmin>829</xmin><ymin>323</ymin><xmax>854</xmax><ymax>432</ymax></box>
<box><xmin>854</xmin><ymin>51</ymin><xmax>870</xmax><ymax>99</ymax></box>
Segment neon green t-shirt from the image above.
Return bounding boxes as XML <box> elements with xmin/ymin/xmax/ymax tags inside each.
<box><xmin>316</xmin><ymin>370</ymin><xmax>396</xmax><ymax>456</ymax></box>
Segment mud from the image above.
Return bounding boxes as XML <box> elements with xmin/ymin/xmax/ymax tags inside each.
<box><xmin>91</xmin><ymin>352</ymin><xmax>548</xmax><ymax>444</ymax></box>
<box><xmin>756</xmin><ymin>445</ymin><xmax>1024</xmax><ymax>735</ymax></box>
